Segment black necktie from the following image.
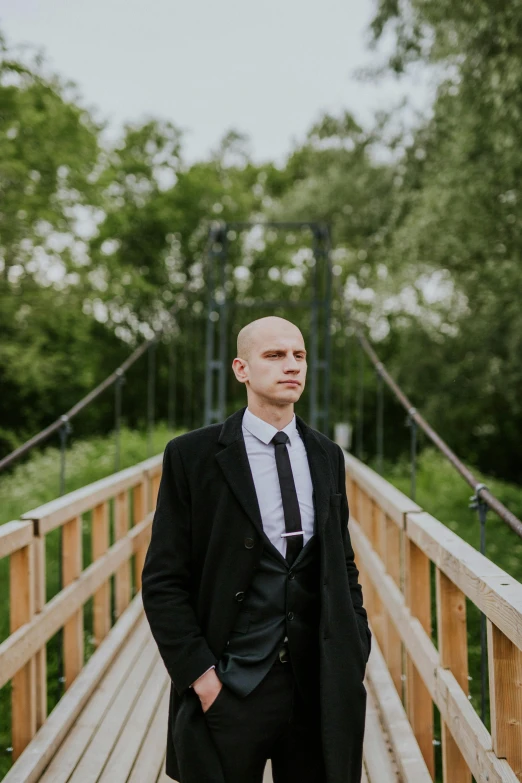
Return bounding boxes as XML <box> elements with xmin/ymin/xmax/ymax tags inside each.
<box><xmin>271</xmin><ymin>431</ymin><xmax>303</xmax><ymax>566</ymax></box>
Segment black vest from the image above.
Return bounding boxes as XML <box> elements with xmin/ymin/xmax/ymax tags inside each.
<box><xmin>216</xmin><ymin>531</ymin><xmax>321</xmax><ymax>706</ymax></box>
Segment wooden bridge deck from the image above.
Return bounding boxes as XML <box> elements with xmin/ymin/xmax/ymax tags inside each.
<box><xmin>4</xmin><ymin>593</ymin><xmax>424</xmax><ymax>783</ymax></box>
<box><xmin>3</xmin><ymin>450</ymin><xmax>522</xmax><ymax>782</ymax></box>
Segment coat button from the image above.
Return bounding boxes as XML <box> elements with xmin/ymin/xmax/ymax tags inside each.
<box><xmin>244</xmin><ymin>537</ymin><xmax>254</xmax><ymax>549</ymax></box>
<box><xmin>287</xmin><ymin>611</ymin><xmax>295</xmax><ymax>620</ymax></box>
<box><xmin>288</xmin><ymin>572</ymin><xmax>296</xmax><ymax>580</ymax></box>
<box><xmin>235</xmin><ymin>591</ymin><xmax>245</xmax><ymax>602</ymax></box>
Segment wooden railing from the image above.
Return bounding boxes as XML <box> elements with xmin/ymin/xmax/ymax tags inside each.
<box><xmin>344</xmin><ymin>451</ymin><xmax>522</xmax><ymax>783</ymax></box>
<box><xmin>0</xmin><ymin>454</ymin><xmax>162</xmax><ymax>763</ymax></box>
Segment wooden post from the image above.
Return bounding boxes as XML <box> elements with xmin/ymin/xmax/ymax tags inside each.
<box><xmin>33</xmin><ymin>534</ymin><xmax>47</xmax><ymax>728</ymax></box>
<box><xmin>384</xmin><ymin>514</ymin><xmax>402</xmax><ymax>696</ymax></box>
<box><xmin>487</xmin><ymin>620</ymin><xmax>522</xmax><ymax>779</ymax></box>
<box><xmin>114</xmin><ymin>490</ymin><xmax>131</xmax><ymax>618</ymax></box>
<box><xmin>151</xmin><ymin>472</ymin><xmax>161</xmax><ymax>509</ymax></box>
<box><xmin>62</xmin><ymin>515</ymin><xmax>83</xmax><ymax>688</ymax></box>
<box><xmin>92</xmin><ymin>501</ymin><xmax>110</xmax><ymax>645</ymax></box>
<box><xmin>436</xmin><ymin>569</ymin><xmax>471</xmax><ymax>783</ymax></box>
<box><xmin>351</xmin><ymin>481</ymin><xmax>360</xmax><ymax>525</ymax></box>
<box><xmin>369</xmin><ymin>499</ymin><xmax>385</xmax><ymax>650</ymax></box>
<box><xmin>133</xmin><ymin>482</ymin><xmax>148</xmax><ymax>591</ymax></box>
<box><xmin>9</xmin><ymin>542</ymin><xmax>36</xmax><ymax>758</ymax></box>
<box><xmin>345</xmin><ymin>470</ymin><xmax>354</xmax><ymax>510</ymax></box>
<box><xmin>404</xmin><ymin>538</ymin><xmax>435</xmax><ymax>777</ymax></box>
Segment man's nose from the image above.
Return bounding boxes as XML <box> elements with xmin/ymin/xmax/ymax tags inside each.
<box><xmin>284</xmin><ymin>357</ymin><xmax>300</xmax><ymax>372</ymax></box>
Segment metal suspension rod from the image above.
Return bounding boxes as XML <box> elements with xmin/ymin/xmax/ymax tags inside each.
<box><xmin>356</xmin><ymin>338</ymin><xmax>364</xmax><ymax>460</ymax></box>
<box><xmin>168</xmin><ymin>340</ymin><xmax>176</xmax><ymax>430</ymax></box>
<box><xmin>114</xmin><ymin>369</ymin><xmax>125</xmax><ymax>473</ymax></box>
<box><xmin>147</xmin><ymin>341</ymin><xmax>157</xmax><ymax>457</ymax></box>
<box><xmin>469</xmin><ymin>484</ymin><xmax>489</xmax><ymax>723</ymax></box>
<box><xmin>376</xmin><ymin>369</ymin><xmax>384</xmax><ymax>474</ymax></box>
<box><xmin>354</xmin><ymin>325</ymin><xmax>522</xmax><ymax>540</ymax></box>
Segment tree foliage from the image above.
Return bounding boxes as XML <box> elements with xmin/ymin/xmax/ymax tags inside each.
<box><xmin>1</xmin><ymin>7</ymin><xmax>522</xmax><ymax>484</ymax></box>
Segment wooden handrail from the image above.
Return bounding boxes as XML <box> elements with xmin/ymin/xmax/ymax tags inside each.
<box><xmin>20</xmin><ymin>455</ymin><xmax>162</xmax><ymax>534</ymax></box>
<box><xmin>343</xmin><ymin>449</ymin><xmax>522</xmax><ymax>783</ymax></box>
<box><xmin>0</xmin><ymin>454</ymin><xmax>162</xmax><ymax>764</ymax></box>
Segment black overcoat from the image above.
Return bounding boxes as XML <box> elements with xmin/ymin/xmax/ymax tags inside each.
<box><xmin>141</xmin><ymin>405</ymin><xmax>371</xmax><ymax>783</ymax></box>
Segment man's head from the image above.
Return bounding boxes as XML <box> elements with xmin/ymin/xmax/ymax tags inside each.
<box><xmin>232</xmin><ymin>316</ymin><xmax>307</xmax><ymax>409</ymax></box>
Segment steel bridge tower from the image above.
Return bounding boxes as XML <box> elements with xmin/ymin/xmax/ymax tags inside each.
<box><xmin>204</xmin><ymin>221</ymin><xmax>332</xmax><ymax>435</ymax></box>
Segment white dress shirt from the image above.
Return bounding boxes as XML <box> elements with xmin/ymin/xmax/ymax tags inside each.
<box><xmin>242</xmin><ymin>406</ymin><xmax>315</xmax><ymax>557</ymax></box>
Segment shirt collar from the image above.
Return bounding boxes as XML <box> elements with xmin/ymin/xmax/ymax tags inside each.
<box><xmin>242</xmin><ymin>407</ymin><xmax>298</xmax><ymax>446</ymax></box>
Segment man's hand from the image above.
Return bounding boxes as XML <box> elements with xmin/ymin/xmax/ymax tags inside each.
<box><xmin>192</xmin><ymin>667</ymin><xmax>223</xmax><ymax>713</ymax></box>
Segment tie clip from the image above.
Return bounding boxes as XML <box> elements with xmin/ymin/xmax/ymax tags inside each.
<box><xmin>281</xmin><ymin>531</ymin><xmax>304</xmax><ymax>538</ymax></box>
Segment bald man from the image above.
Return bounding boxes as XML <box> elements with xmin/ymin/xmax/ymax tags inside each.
<box><xmin>142</xmin><ymin>316</ymin><xmax>370</xmax><ymax>783</ymax></box>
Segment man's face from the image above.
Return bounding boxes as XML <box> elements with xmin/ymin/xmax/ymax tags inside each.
<box><xmin>243</xmin><ymin>327</ymin><xmax>307</xmax><ymax>405</ymax></box>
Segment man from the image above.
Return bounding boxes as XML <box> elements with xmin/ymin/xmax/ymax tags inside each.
<box><xmin>142</xmin><ymin>316</ymin><xmax>371</xmax><ymax>783</ymax></box>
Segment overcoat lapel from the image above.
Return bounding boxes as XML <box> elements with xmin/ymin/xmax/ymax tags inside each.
<box><xmin>215</xmin><ymin>406</ymin><xmax>335</xmax><ymax>541</ymax></box>
<box><xmin>296</xmin><ymin>413</ymin><xmax>335</xmax><ymax>534</ymax></box>
<box><xmin>215</xmin><ymin>406</ymin><xmax>264</xmax><ymax>538</ymax></box>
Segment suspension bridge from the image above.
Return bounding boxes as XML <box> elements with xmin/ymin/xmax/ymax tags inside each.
<box><xmin>1</xmin><ymin>223</ymin><xmax>521</xmax><ymax>783</ymax></box>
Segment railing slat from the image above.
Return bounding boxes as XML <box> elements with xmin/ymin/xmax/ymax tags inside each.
<box><xmin>132</xmin><ymin>482</ymin><xmax>148</xmax><ymax>592</ymax></box>
<box><xmin>9</xmin><ymin>540</ymin><xmax>36</xmax><ymax>758</ymax></box>
<box><xmin>62</xmin><ymin>516</ymin><xmax>83</xmax><ymax>688</ymax></box>
<box><xmin>403</xmin><ymin>538</ymin><xmax>434</xmax><ymax>777</ymax></box>
<box><xmin>487</xmin><ymin>620</ymin><xmax>522</xmax><ymax>779</ymax></box>
<box><xmin>92</xmin><ymin>502</ymin><xmax>111</xmax><ymax>646</ymax></box>
<box><xmin>115</xmin><ymin>491</ymin><xmax>131</xmax><ymax>618</ymax></box>
<box><xmin>384</xmin><ymin>513</ymin><xmax>402</xmax><ymax>696</ymax></box>
<box><xmin>436</xmin><ymin>568</ymin><xmax>471</xmax><ymax>783</ymax></box>
<box><xmin>33</xmin><ymin>534</ymin><xmax>47</xmax><ymax>728</ymax></box>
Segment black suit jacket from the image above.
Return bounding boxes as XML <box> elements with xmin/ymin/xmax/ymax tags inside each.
<box><xmin>142</xmin><ymin>406</ymin><xmax>371</xmax><ymax>783</ymax></box>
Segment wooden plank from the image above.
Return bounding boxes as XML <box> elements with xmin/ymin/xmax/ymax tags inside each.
<box><xmin>62</xmin><ymin>516</ymin><xmax>83</xmax><ymax>689</ymax></box>
<box><xmin>487</xmin><ymin>620</ymin><xmax>522</xmax><ymax>780</ymax></box>
<box><xmin>352</xmin><ymin>520</ymin><xmax>519</xmax><ymax>783</ymax></box>
<box><xmin>38</xmin><ymin>616</ymin><xmax>151</xmax><ymax>783</ymax></box>
<box><xmin>21</xmin><ymin>455</ymin><xmax>162</xmax><ymax>535</ymax></box>
<box><xmin>151</xmin><ymin>472</ymin><xmax>161</xmax><ymax>509</ymax></box>
<box><xmin>3</xmin><ymin>595</ymin><xmax>145</xmax><ymax>783</ymax></box>
<box><xmin>436</xmin><ymin>568</ymin><xmax>471</xmax><ymax>783</ymax></box>
<box><xmin>92</xmin><ymin>501</ymin><xmax>111</xmax><ymax>646</ymax></box>
<box><xmin>9</xmin><ymin>542</ymin><xmax>36</xmax><ymax>759</ymax></box>
<box><xmin>33</xmin><ymin>533</ymin><xmax>47</xmax><ymax>728</ymax></box>
<box><xmin>127</xmin><ymin>686</ymin><xmax>170</xmax><ymax>783</ymax></box>
<box><xmin>156</xmin><ymin>756</ymin><xmax>171</xmax><ymax>783</ymax></box>
<box><xmin>403</xmin><ymin>537</ymin><xmax>434</xmax><ymax>777</ymax></box>
<box><xmin>384</xmin><ymin>515</ymin><xmax>402</xmax><ymax>695</ymax></box>
<box><xmin>0</xmin><ymin>521</ymin><xmax>33</xmax><ymax>559</ymax></box>
<box><xmin>343</xmin><ymin>451</ymin><xmax>421</xmax><ymax>528</ymax></box>
<box><xmin>98</xmin><ymin>657</ymin><xmax>168</xmax><ymax>782</ymax></box>
<box><xmin>366</xmin><ymin>626</ymin><xmax>432</xmax><ymax>783</ymax></box>
<box><xmin>0</xmin><ymin>536</ymin><xmax>133</xmax><ymax>689</ymax></box>
<box><xmin>67</xmin><ymin>639</ymin><xmax>158</xmax><ymax>783</ymax></box>
<box><xmin>363</xmin><ymin>679</ymin><xmax>399</xmax><ymax>782</ymax></box>
<box><xmin>370</xmin><ymin>499</ymin><xmax>385</xmax><ymax>652</ymax></box>
<box><xmin>434</xmin><ymin>666</ymin><xmax>519</xmax><ymax>783</ymax></box>
<box><xmin>132</xmin><ymin>482</ymin><xmax>149</xmax><ymax>591</ymax></box>
<box><xmin>114</xmin><ymin>491</ymin><xmax>131</xmax><ymax>619</ymax></box>
<box><xmin>406</xmin><ymin>511</ymin><xmax>522</xmax><ymax>652</ymax></box>
<box><xmin>128</xmin><ymin>512</ymin><xmax>153</xmax><ymax>553</ymax></box>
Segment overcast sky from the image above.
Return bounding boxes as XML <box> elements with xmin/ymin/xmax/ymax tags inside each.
<box><xmin>1</xmin><ymin>0</ymin><xmax>431</xmax><ymax>164</ymax></box>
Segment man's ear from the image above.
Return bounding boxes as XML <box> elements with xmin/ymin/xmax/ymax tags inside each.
<box><xmin>231</xmin><ymin>358</ymin><xmax>248</xmax><ymax>383</ymax></box>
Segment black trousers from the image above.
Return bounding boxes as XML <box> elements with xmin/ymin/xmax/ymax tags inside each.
<box><xmin>203</xmin><ymin>657</ymin><xmax>326</xmax><ymax>783</ymax></box>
